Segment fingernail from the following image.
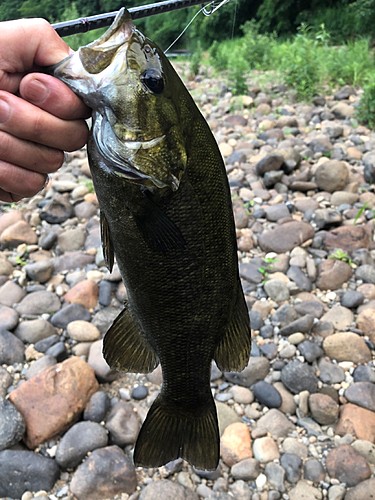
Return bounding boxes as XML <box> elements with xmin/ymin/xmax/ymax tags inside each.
<box><xmin>0</xmin><ymin>99</ymin><xmax>10</xmax><ymax>123</ymax></box>
<box><xmin>24</xmin><ymin>78</ymin><xmax>48</xmax><ymax>104</ymax></box>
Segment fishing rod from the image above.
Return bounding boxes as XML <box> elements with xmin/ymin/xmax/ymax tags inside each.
<box><xmin>52</xmin><ymin>0</ymin><xmax>215</xmax><ymax>37</ymax></box>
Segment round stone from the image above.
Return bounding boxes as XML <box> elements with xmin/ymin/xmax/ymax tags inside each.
<box><xmin>131</xmin><ymin>385</ymin><xmax>148</xmax><ymax>400</ymax></box>
<box><xmin>55</xmin><ymin>421</ymin><xmax>108</xmax><ymax>468</ymax></box>
<box><xmin>280</xmin><ymin>360</ymin><xmax>319</xmax><ymax>394</ymax></box>
<box><xmin>252</xmin><ymin>381</ymin><xmax>282</xmax><ymax>408</ymax></box>
<box><xmin>67</xmin><ymin>320</ymin><xmax>101</xmax><ymax>342</ymax></box>
<box><xmin>0</xmin><ymin>397</ymin><xmax>25</xmax><ymax>451</ymax></box>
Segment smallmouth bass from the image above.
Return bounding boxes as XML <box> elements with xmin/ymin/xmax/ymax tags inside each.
<box><xmin>52</xmin><ymin>8</ymin><xmax>251</xmax><ymax>470</ymax></box>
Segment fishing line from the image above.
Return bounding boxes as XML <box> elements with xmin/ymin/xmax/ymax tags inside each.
<box><xmin>164</xmin><ymin>0</ymin><xmax>233</xmax><ymax>54</ymax></box>
<box><xmin>231</xmin><ymin>0</ymin><xmax>238</xmax><ymax>39</ymax></box>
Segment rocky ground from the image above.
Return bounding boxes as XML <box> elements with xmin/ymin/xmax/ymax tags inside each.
<box><xmin>1</xmin><ymin>64</ymin><xmax>375</xmax><ymax>500</ymax></box>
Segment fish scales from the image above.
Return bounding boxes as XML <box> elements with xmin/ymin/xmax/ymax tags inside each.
<box><xmin>52</xmin><ymin>8</ymin><xmax>251</xmax><ymax>471</ymax></box>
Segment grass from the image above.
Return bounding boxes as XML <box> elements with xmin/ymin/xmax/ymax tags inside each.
<box><xmin>207</xmin><ymin>21</ymin><xmax>375</xmax><ymax>107</ymax></box>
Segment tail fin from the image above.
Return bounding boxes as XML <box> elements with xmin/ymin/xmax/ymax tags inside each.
<box><xmin>133</xmin><ymin>394</ymin><xmax>219</xmax><ymax>471</ymax></box>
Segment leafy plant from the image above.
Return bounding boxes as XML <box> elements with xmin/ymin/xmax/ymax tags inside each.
<box><xmin>357</xmin><ymin>82</ymin><xmax>375</xmax><ymax>130</ymax></box>
<box><xmin>85</xmin><ymin>179</ymin><xmax>95</xmax><ymax>194</ymax></box>
<box><xmin>190</xmin><ymin>41</ymin><xmax>203</xmax><ymax>77</ymax></box>
<box><xmin>258</xmin><ymin>257</ymin><xmax>278</xmax><ymax>282</ymax></box>
<box><xmin>329</xmin><ymin>249</ymin><xmax>354</xmax><ymax>266</ymax></box>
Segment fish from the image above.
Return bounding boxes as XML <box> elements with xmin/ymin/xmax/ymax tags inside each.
<box><xmin>52</xmin><ymin>8</ymin><xmax>251</xmax><ymax>471</ymax></box>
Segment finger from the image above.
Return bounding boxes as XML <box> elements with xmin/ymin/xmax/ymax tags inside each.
<box><xmin>0</xmin><ymin>90</ymin><xmax>89</xmax><ymax>151</ymax></box>
<box><xmin>0</xmin><ymin>188</ymin><xmax>24</xmax><ymax>204</ymax></box>
<box><xmin>0</xmin><ymin>160</ymin><xmax>47</xmax><ymax>199</ymax></box>
<box><xmin>0</xmin><ymin>130</ymin><xmax>64</xmax><ymax>174</ymax></box>
<box><xmin>20</xmin><ymin>73</ymin><xmax>91</xmax><ymax>120</ymax></box>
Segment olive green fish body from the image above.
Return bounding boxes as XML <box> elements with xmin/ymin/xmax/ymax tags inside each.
<box><xmin>53</xmin><ymin>9</ymin><xmax>251</xmax><ymax>470</ymax></box>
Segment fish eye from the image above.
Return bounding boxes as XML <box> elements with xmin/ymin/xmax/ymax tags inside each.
<box><xmin>140</xmin><ymin>69</ymin><xmax>164</xmax><ymax>94</ymax></box>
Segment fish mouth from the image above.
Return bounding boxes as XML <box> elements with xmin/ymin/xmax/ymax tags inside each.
<box><xmin>51</xmin><ymin>7</ymin><xmax>135</xmax><ymax>88</ymax></box>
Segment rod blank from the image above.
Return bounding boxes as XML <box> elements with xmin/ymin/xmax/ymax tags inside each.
<box><xmin>52</xmin><ymin>0</ymin><xmax>208</xmax><ymax>37</ymax></box>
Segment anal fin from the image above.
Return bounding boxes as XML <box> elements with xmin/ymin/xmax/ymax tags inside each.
<box><xmin>214</xmin><ymin>280</ymin><xmax>252</xmax><ymax>372</ymax></box>
<box><xmin>100</xmin><ymin>211</ymin><xmax>114</xmax><ymax>273</ymax></box>
<box><xmin>103</xmin><ymin>302</ymin><xmax>158</xmax><ymax>373</ymax></box>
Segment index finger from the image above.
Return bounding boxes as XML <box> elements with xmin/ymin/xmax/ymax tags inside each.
<box><xmin>19</xmin><ymin>73</ymin><xmax>91</xmax><ymax>121</ymax></box>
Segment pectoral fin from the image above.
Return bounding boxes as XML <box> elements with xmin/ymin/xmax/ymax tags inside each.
<box><xmin>100</xmin><ymin>211</ymin><xmax>114</xmax><ymax>273</ymax></box>
<box><xmin>133</xmin><ymin>192</ymin><xmax>185</xmax><ymax>254</ymax></box>
<box><xmin>214</xmin><ymin>281</ymin><xmax>252</xmax><ymax>372</ymax></box>
<box><xmin>103</xmin><ymin>302</ymin><xmax>159</xmax><ymax>373</ymax></box>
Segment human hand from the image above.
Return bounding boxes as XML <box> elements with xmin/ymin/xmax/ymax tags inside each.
<box><xmin>0</xmin><ymin>18</ymin><xmax>90</xmax><ymax>203</ymax></box>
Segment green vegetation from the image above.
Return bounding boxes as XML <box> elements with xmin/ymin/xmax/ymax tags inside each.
<box><xmin>208</xmin><ymin>20</ymin><xmax>375</xmax><ymax>99</ymax></box>
<box><xmin>329</xmin><ymin>249</ymin><xmax>354</xmax><ymax>266</ymax></box>
<box><xmin>258</xmin><ymin>257</ymin><xmax>278</xmax><ymax>282</ymax></box>
<box><xmin>357</xmin><ymin>83</ymin><xmax>375</xmax><ymax>130</ymax></box>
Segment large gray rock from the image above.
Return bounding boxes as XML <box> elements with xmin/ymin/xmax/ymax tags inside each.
<box><xmin>139</xmin><ymin>479</ymin><xmax>199</xmax><ymax>500</ymax></box>
<box><xmin>70</xmin><ymin>445</ymin><xmax>137</xmax><ymax>500</ymax></box>
<box><xmin>315</xmin><ymin>160</ymin><xmax>348</xmax><ymax>192</ymax></box>
<box><xmin>258</xmin><ymin>221</ymin><xmax>314</xmax><ymax>253</ymax></box>
<box><xmin>0</xmin><ymin>450</ymin><xmax>60</xmax><ymax>499</ymax></box>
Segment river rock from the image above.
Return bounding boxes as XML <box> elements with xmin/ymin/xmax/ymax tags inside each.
<box><xmin>256</xmin><ymin>154</ymin><xmax>284</xmax><ymax>176</ymax></box>
<box><xmin>317</xmin><ymin>358</ymin><xmax>345</xmax><ymax>384</ymax></box>
<box><xmin>224</xmin><ymin>357</ymin><xmax>270</xmax><ymax>387</ymax></box>
<box><xmin>0</xmin><ymin>396</ymin><xmax>25</xmax><ymax>450</ymax></box>
<box><xmin>88</xmin><ymin>339</ymin><xmax>119</xmax><ymax>382</ymax></box>
<box><xmin>84</xmin><ymin>391</ymin><xmax>111</xmax><ymax>423</ymax></box>
<box><xmin>220</xmin><ymin>422</ymin><xmax>252</xmax><ymax>467</ymax></box>
<box><xmin>0</xmin><ymin>329</ymin><xmax>25</xmax><ymax>364</ymax></box>
<box><xmin>356</xmin><ymin>308</ymin><xmax>375</xmax><ymax>343</ymax></box>
<box><xmin>0</xmin><ymin>253</ymin><xmax>13</xmax><ymax>275</ymax></box>
<box><xmin>258</xmin><ymin>221</ymin><xmax>314</xmax><ymax>253</ymax></box>
<box><xmin>53</xmin><ymin>250</ymin><xmax>95</xmax><ymax>272</ymax></box>
<box><xmin>15</xmin><ymin>318</ymin><xmax>57</xmax><ymax>344</ymax></box>
<box><xmin>55</xmin><ymin>420</ymin><xmax>108</xmax><ymax>468</ymax></box>
<box><xmin>231</xmin><ymin>458</ymin><xmax>260</xmax><ymax>481</ymax></box>
<box><xmin>57</xmin><ymin>227</ymin><xmax>86</xmax><ymax>252</ymax></box>
<box><xmin>26</xmin><ymin>355</ymin><xmax>57</xmax><ymax>380</ymax></box>
<box><xmin>0</xmin><ymin>220</ymin><xmax>38</xmax><ymax>248</ymax></box>
<box><xmin>0</xmin><ymin>280</ymin><xmax>26</xmax><ymax>306</ymax></box>
<box><xmin>252</xmin><ymin>381</ymin><xmax>282</xmax><ymax>408</ymax></box>
<box><xmin>50</xmin><ymin>303</ymin><xmax>91</xmax><ymax>328</ymax></box>
<box><xmin>67</xmin><ymin>320</ymin><xmax>101</xmax><ymax>342</ymax></box>
<box><xmin>253</xmin><ymin>436</ymin><xmax>280</xmax><ymax>463</ymax></box>
<box><xmin>256</xmin><ymin>409</ymin><xmax>296</xmax><ymax>437</ymax></box>
<box><xmin>316</xmin><ymin>259</ymin><xmax>352</xmax><ymax>290</ymax></box>
<box><xmin>0</xmin><ymin>304</ymin><xmax>19</xmax><ymax>330</ymax></box>
<box><xmin>280</xmin><ymin>452</ymin><xmax>302</xmax><ymax>483</ymax></box>
<box><xmin>64</xmin><ymin>279</ymin><xmax>99</xmax><ymax>310</ymax></box>
<box><xmin>15</xmin><ymin>290</ymin><xmax>61</xmax><ymax>317</ymax></box>
<box><xmin>335</xmin><ymin>404</ymin><xmax>375</xmax><ymax>442</ymax></box>
<box><xmin>39</xmin><ymin>193</ymin><xmax>74</xmax><ymax>224</ymax></box>
<box><xmin>139</xmin><ymin>479</ymin><xmax>198</xmax><ymax>500</ymax></box>
<box><xmin>289</xmin><ymin>481</ymin><xmax>322</xmax><ymax>500</ymax></box>
<box><xmin>320</xmin><ymin>305</ymin><xmax>354</xmax><ymax>329</ymax></box>
<box><xmin>280</xmin><ymin>360</ymin><xmax>318</xmax><ymax>394</ymax></box>
<box><xmin>344</xmin><ymin>477</ymin><xmax>375</xmax><ymax>500</ymax></box>
<box><xmin>323</xmin><ymin>225</ymin><xmax>371</xmax><ymax>253</ymax></box>
<box><xmin>70</xmin><ymin>445</ymin><xmax>137</xmax><ymax>500</ymax></box>
<box><xmin>344</xmin><ymin>382</ymin><xmax>375</xmax><ymax>412</ymax></box>
<box><xmin>8</xmin><ymin>356</ymin><xmax>98</xmax><ymax>448</ymax></box>
<box><xmin>323</xmin><ymin>332</ymin><xmax>371</xmax><ymax>363</ymax></box>
<box><xmin>326</xmin><ymin>444</ymin><xmax>371</xmax><ymax>487</ymax></box>
<box><xmin>353</xmin><ymin>365</ymin><xmax>375</xmax><ymax>383</ymax></box>
<box><xmin>315</xmin><ymin>160</ymin><xmax>348</xmax><ymax>192</ymax></box>
<box><xmin>309</xmin><ymin>393</ymin><xmax>339</xmax><ymax>424</ymax></box>
<box><xmin>24</xmin><ymin>260</ymin><xmax>53</xmax><ymax>284</ymax></box>
<box><xmin>105</xmin><ymin>401</ymin><xmax>140</xmax><ymax>446</ymax></box>
<box><xmin>0</xmin><ymin>450</ymin><xmax>60</xmax><ymax>499</ymax></box>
